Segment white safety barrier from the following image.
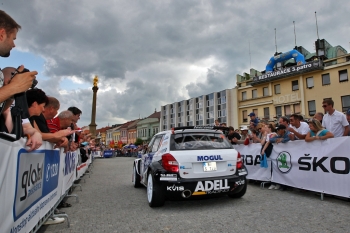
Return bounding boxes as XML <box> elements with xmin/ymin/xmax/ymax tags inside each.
<box><xmin>0</xmin><ymin>139</ymin><xmax>92</xmax><ymax>233</ymax></box>
<box><xmin>235</xmin><ymin>144</ymin><xmax>272</xmax><ymax>181</ymax></box>
<box><xmin>235</xmin><ymin>137</ymin><xmax>350</xmax><ymax>197</ymax></box>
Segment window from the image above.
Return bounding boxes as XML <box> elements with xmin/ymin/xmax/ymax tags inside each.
<box><xmin>274</xmin><ymin>84</ymin><xmax>280</xmax><ymax>94</ymax></box>
<box><xmin>221</xmin><ymin>96</ymin><xmax>226</xmax><ymax>104</ymax></box>
<box><xmin>207</xmin><ymin>99</ymin><xmax>213</xmax><ymax>107</ymax></box>
<box><xmin>308</xmin><ymin>100</ymin><xmax>316</xmax><ymax>116</ymax></box>
<box><xmin>339</xmin><ymin>70</ymin><xmax>348</xmax><ymax>82</ymax></box>
<box><xmin>284</xmin><ymin>105</ymin><xmax>291</xmax><ymax>116</ymax></box>
<box><xmin>275</xmin><ymin>106</ymin><xmax>282</xmax><ymax>117</ymax></box>
<box><xmin>221</xmin><ymin>109</ymin><xmax>226</xmax><ymax>117</ymax></box>
<box><xmin>341</xmin><ymin>95</ymin><xmax>350</xmax><ymax>112</ymax></box>
<box><xmin>242</xmin><ymin>110</ymin><xmax>248</xmax><ymax>122</ymax></box>
<box><xmin>292</xmin><ymin>80</ymin><xmax>299</xmax><ymax>91</ymax></box>
<box><xmin>263</xmin><ymin>87</ymin><xmax>269</xmax><ymax>96</ymax></box>
<box><xmin>322</xmin><ymin>73</ymin><xmax>330</xmax><ymax>85</ymax></box>
<box><xmin>150</xmin><ymin>135</ymin><xmax>163</xmax><ymax>152</ymax></box>
<box><xmin>253</xmin><ymin>109</ymin><xmax>258</xmax><ymax>117</ymax></box>
<box><xmin>207</xmin><ymin>111</ymin><xmax>214</xmax><ymax>119</ymax></box>
<box><xmin>293</xmin><ymin>104</ymin><xmax>301</xmax><ymax>114</ymax></box>
<box><xmin>263</xmin><ymin>107</ymin><xmax>269</xmax><ymax>119</ymax></box>
<box><xmin>242</xmin><ymin>91</ymin><xmax>247</xmax><ymax>100</ymax></box>
<box><xmin>252</xmin><ymin>89</ymin><xmax>257</xmax><ymax>98</ymax></box>
<box><xmin>187</xmin><ymin>115</ymin><xmax>193</xmax><ymax>121</ymax></box>
<box><xmin>306</xmin><ymin>77</ymin><xmax>314</xmax><ymax>88</ymax></box>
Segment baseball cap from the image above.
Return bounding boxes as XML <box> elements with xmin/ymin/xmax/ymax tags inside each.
<box><xmin>346</xmin><ymin>109</ymin><xmax>350</xmax><ymax>115</ymax></box>
<box><xmin>276</xmin><ymin>125</ymin><xmax>286</xmax><ymax>130</ymax></box>
<box><xmin>240</xmin><ymin>125</ymin><xmax>249</xmax><ymax>131</ymax></box>
<box><xmin>248</xmin><ymin>112</ymin><xmax>255</xmax><ymax>117</ymax></box>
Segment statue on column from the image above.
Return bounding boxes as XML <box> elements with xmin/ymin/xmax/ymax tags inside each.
<box><xmin>93</xmin><ymin>75</ymin><xmax>99</xmax><ymax>87</ymax></box>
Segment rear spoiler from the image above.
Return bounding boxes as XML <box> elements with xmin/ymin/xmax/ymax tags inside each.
<box><xmin>171</xmin><ymin>126</ymin><xmax>229</xmax><ymax>134</ymax></box>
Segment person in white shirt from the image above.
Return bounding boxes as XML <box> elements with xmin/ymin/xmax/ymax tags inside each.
<box><xmin>321</xmin><ymin>99</ymin><xmax>349</xmax><ymax>137</ymax></box>
<box><xmin>288</xmin><ymin>114</ymin><xmax>309</xmax><ymax>140</ymax></box>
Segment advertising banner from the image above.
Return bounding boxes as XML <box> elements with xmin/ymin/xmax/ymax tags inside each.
<box><xmin>0</xmin><ymin>140</ymin><xmax>62</xmax><ymax>233</ymax></box>
<box><xmin>271</xmin><ymin>137</ymin><xmax>350</xmax><ymax>196</ymax></box>
<box><xmin>235</xmin><ymin>144</ymin><xmax>272</xmax><ymax>181</ymax></box>
<box><xmin>61</xmin><ymin>150</ymin><xmax>78</xmax><ymax>195</ymax></box>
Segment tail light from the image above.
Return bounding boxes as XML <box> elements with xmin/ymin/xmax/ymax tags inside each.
<box><xmin>162</xmin><ymin>153</ymin><xmax>179</xmax><ymax>173</ymax></box>
<box><xmin>236</xmin><ymin>152</ymin><xmax>243</xmax><ymax>169</ymax></box>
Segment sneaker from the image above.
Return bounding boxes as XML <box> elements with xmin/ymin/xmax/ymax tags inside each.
<box><xmin>43</xmin><ymin>217</ymin><xmax>65</xmax><ymax>225</ymax></box>
<box><xmin>268</xmin><ymin>184</ymin><xmax>276</xmax><ymax>190</ymax></box>
<box><xmin>274</xmin><ymin>184</ymin><xmax>281</xmax><ymax>190</ymax></box>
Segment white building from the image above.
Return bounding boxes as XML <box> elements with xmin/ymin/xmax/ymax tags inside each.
<box><xmin>160</xmin><ymin>88</ymin><xmax>239</xmax><ymax>130</ymax></box>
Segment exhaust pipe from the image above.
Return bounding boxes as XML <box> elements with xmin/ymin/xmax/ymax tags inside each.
<box><xmin>181</xmin><ymin>190</ymin><xmax>192</xmax><ymax>198</ymax></box>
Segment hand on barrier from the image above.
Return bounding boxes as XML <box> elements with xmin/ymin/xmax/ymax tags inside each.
<box><xmin>26</xmin><ymin>131</ymin><xmax>42</xmax><ymax>151</ymax></box>
<box><xmin>55</xmin><ymin>128</ymin><xmax>74</xmax><ymax>137</ymax></box>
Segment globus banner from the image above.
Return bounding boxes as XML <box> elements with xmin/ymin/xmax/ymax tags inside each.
<box><xmin>0</xmin><ymin>140</ymin><xmax>62</xmax><ymax>233</ymax></box>
<box><xmin>271</xmin><ymin>137</ymin><xmax>350</xmax><ymax>197</ymax></box>
<box><xmin>235</xmin><ymin>144</ymin><xmax>272</xmax><ymax>181</ymax></box>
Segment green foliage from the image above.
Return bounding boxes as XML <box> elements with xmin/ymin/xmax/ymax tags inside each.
<box><xmin>135</xmin><ymin>138</ymin><xmax>143</xmax><ymax>146</ymax></box>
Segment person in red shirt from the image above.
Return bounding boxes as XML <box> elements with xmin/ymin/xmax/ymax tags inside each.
<box><xmin>47</xmin><ymin>110</ymin><xmax>74</xmax><ymax>133</ymax></box>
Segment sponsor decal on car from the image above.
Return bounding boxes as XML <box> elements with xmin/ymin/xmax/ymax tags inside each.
<box><xmin>235</xmin><ymin>179</ymin><xmax>245</xmax><ymax>185</ymax></box>
<box><xmin>159</xmin><ymin>148</ymin><xmax>167</xmax><ymax>153</ymax></box>
<box><xmin>167</xmin><ymin>185</ymin><xmax>184</xmax><ymax>191</ymax></box>
<box><xmin>197</xmin><ymin>155</ymin><xmax>223</xmax><ymax>161</ymax></box>
<box><xmin>192</xmin><ymin>179</ymin><xmax>230</xmax><ymax>195</ymax></box>
<box><xmin>160</xmin><ymin>174</ymin><xmax>177</xmax><ymax>181</ymax></box>
<box><xmin>161</xmin><ymin>141</ymin><xmax>169</xmax><ymax>147</ymax></box>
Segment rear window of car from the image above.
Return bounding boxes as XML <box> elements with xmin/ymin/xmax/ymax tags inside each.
<box><xmin>170</xmin><ymin>132</ymin><xmax>232</xmax><ymax>150</ymax></box>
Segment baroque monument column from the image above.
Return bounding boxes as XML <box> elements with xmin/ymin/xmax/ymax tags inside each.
<box><xmin>89</xmin><ymin>75</ymin><xmax>99</xmax><ymax>138</ymax></box>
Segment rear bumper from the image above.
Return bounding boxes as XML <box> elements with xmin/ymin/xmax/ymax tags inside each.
<box><xmin>154</xmin><ymin>172</ymin><xmax>247</xmax><ymax>199</ymax></box>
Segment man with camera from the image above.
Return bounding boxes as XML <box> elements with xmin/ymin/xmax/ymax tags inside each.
<box><xmin>1</xmin><ymin>67</ymin><xmax>42</xmax><ymax>151</ymax></box>
<box><xmin>0</xmin><ymin>10</ymin><xmax>38</xmax><ymax>103</ymax></box>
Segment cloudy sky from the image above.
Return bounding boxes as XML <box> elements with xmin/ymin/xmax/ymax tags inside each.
<box><xmin>1</xmin><ymin>0</ymin><xmax>349</xmax><ymax>128</ymax></box>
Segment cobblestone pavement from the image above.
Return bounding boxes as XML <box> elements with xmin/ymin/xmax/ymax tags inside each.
<box><xmin>38</xmin><ymin>157</ymin><xmax>350</xmax><ymax>233</ymax></box>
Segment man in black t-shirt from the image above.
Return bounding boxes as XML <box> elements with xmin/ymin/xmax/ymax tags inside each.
<box><xmin>227</xmin><ymin>126</ymin><xmax>241</xmax><ymax>145</ymax></box>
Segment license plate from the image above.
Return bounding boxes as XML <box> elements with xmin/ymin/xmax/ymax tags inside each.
<box><xmin>203</xmin><ymin>162</ymin><xmax>217</xmax><ymax>172</ymax></box>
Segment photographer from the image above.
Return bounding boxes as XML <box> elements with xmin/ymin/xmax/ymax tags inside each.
<box><xmin>0</xmin><ymin>10</ymin><xmax>38</xmax><ymax>103</ymax></box>
<box><xmin>1</xmin><ymin>67</ymin><xmax>42</xmax><ymax>151</ymax></box>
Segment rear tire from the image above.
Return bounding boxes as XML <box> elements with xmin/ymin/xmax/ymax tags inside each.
<box><xmin>132</xmin><ymin>164</ymin><xmax>142</xmax><ymax>188</ymax></box>
<box><xmin>147</xmin><ymin>172</ymin><xmax>165</xmax><ymax>207</ymax></box>
<box><xmin>228</xmin><ymin>180</ymin><xmax>247</xmax><ymax>198</ymax></box>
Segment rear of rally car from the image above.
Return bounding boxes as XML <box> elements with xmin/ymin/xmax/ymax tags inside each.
<box><xmin>149</xmin><ymin>128</ymin><xmax>247</xmax><ymax>200</ymax></box>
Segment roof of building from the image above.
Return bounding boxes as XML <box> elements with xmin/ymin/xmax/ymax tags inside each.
<box><xmin>147</xmin><ymin>111</ymin><xmax>161</xmax><ymax>119</ymax></box>
<box><xmin>96</xmin><ymin>126</ymin><xmax>112</xmax><ymax>134</ymax></box>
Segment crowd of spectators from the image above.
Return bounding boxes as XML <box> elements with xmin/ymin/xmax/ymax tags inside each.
<box><xmin>222</xmin><ymin>98</ymin><xmax>350</xmax><ymax>190</ymax></box>
<box><xmin>0</xmin><ymin>10</ymin><xmax>97</xmax><ymax>225</ymax></box>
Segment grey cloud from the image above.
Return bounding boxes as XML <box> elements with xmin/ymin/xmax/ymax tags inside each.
<box><xmin>2</xmin><ymin>0</ymin><xmax>349</xmax><ymax>127</ymax></box>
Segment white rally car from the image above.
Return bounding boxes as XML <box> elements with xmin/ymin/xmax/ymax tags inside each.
<box><xmin>132</xmin><ymin>126</ymin><xmax>247</xmax><ymax>207</ymax></box>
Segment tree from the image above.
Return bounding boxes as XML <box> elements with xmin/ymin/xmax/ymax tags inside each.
<box><xmin>135</xmin><ymin>138</ymin><xmax>143</xmax><ymax>146</ymax></box>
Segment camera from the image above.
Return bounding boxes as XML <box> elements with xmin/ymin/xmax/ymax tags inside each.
<box><xmin>11</xmin><ymin>66</ymin><xmax>38</xmax><ymax>89</ymax></box>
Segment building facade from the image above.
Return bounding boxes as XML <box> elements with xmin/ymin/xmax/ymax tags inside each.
<box><xmin>236</xmin><ymin>39</ymin><xmax>349</xmax><ymax>124</ymax></box>
<box><xmin>160</xmin><ymin>89</ymin><xmax>238</xmax><ymax>130</ymax></box>
<box><xmin>137</xmin><ymin>111</ymin><xmax>160</xmax><ymax>142</ymax></box>
<box><xmin>127</xmin><ymin>119</ymin><xmax>140</xmax><ymax>144</ymax></box>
